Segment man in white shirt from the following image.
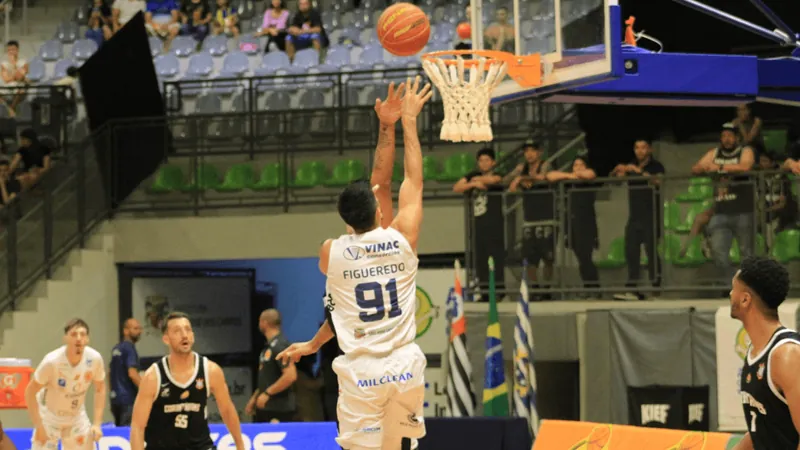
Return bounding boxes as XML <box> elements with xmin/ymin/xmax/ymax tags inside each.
<box><xmin>112</xmin><ymin>0</ymin><xmax>146</xmax><ymax>33</ymax></box>
<box><xmin>24</xmin><ymin>318</ymin><xmax>107</xmax><ymax>450</ymax></box>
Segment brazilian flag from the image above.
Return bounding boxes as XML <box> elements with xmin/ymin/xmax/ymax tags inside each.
<box><xmin>483</xmin><ymin>257</ymin><xmax>509</xmax><ymax>416</ymax></box>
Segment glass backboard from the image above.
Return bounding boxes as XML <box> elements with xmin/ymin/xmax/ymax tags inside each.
<box><xmin>468</xmin><ymin>0</ymin><xmax>622</xmax><ymax>104</ymax></box>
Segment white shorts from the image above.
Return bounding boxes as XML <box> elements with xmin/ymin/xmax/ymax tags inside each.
<box><xmin>333</xmin><ymin>343</ymin><xmax>427</xmax><ymax>449</ymax></box>
<box><xmin>31</xmin><ymin>411</ymin><xmax>92</xmax><ymax>450</ymax></box>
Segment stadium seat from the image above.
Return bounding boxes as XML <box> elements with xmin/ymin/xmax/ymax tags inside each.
<box><xmin>155</xmin><ymin>54</ymin><xmax>181</xmax><ymax>79</ymax></box>
<box><xmin>663</xmin><ymin>201</ymin><xmax>681</xmax><ymax>232</ymax></box>
<box><xmin>338</xmin><ymin>27</ymin><xmax>361</xmax><ymax>46</ymax></box>
<box><xmin>675</xmin><ymin>177</ymin><xmax>713</xmax><ymax>202</ymax></box>
<box><xmin>51</xmin><ymin>58</ymin><xmax>78</xmax><ymax>81</ymax></box>
<box><xmin>438</xmin><ymin>153</ymin><xmax>473</xmax><ymax>182</ymax></box>
<box><xmin>148</xmin><ymin>165</ymin><xmax>187</xmax><ymax>193</ymax></box>
<box><xmin>148</xmin><ymin>36</ymin><xmax>163</xmax><ymax>57</ymax></box>
<box><xmin>674</xmin><ymin>199</ymin><xmax>713</xmax><ymax>234</ymax></box>
<box><xmin>325</xmin><ymin>45</ymin><xmax>351</xmax><ymax>67</ymax></box>
<box><xmin>359</xmin><ymin>45</ymin><xmax>384</xmax><ymax>65</ymax></box>
<box><xmin>595</xmin><ymin>237</ymin><xmax>626</xmax><ymax>269</ymax></box>
<box><xmin>73</xmin><ymin>7</ymin><xmax>88</xmax><ymax>24</ymax></box>
<box><xmin>15</xmin><ymin>101</ymin><xmax>32</xmax><ymax>122</ymax></box>
<box><xmin>237</xmin><ymin>34</ymin><xmax>261</xmax><ymax>55</ymax></box>
<box><xmin>662</xmin><ymin>235</ymin><xmax>707</xmax><ymax>268</ymax></box>
<box><xmin>182</xmin><ymin>53</ymin><xmax>215</xmax><ymax>95</ymax></box>
<box><xmin>359</xmin><ymin>29</ymin><xmax>377</xmax><ymax>45</ymax></box>
<box><xmin>38</xmin><ymin>40</ymin><xmax>64</xmax><ymax>61</ymax></box>
<box><xmin>728</xmin><ymin>235</ymin><xmax>766</xmax><ymax>264</ymax></box>
<box><xmin>291</xmin><ymin>161</ymin><xmax>327</xmax><ymax>188</ymax></box>
<box><xmin>763</xmin><ymin>129</ymin><xmax>788</xmax><ymax>154</ymax></box>
<box><xmin>27</xmin><ymin>59</ymin><xmax>45</xmax><ymax>83</ymax></box>
<box><xmin>293</xmin><ymin>48</ymin><xmax>319</xmax><ymax>69</ymax></box>
<box><xmin>72</xmin><ymin>39</ymin><xmax>98</xmax><ymax>61</ymax></box>
<box><xmin>325</xmin><ymin>160</ymin><xmax>366</xmax><ymax>187</ymax></box>
<box><xmin>252</xmin><ymin>163</ymin><xmax>285</xmax><ymax>190</ymax></box>
<box><xmin>202</xmin><ymin>35</ymin><xmax>228</xmax><ymax>57</ymax></box>
<box><xmin>254</xmin><ymin>51</ymin><xmax>291</xmax><ymax>76</ymax></box>
<box><xmin>217</xmin><ymin>164</ymin><xmax>256</xmax><ymax>192</ymax></box>
<box><xmin>771</xmin><ymin>229</ymin><xmax>800</xmax><ymax>262</ymax></box>
<box><xmin>171</xmin><ymin>36</ymin><xmax>197</xmax><ymax>57</ymax></box>
<box><xmin>422</xmin><ymin>156</ymin><xmax>440</xmax><ymax>180</ymax></box>
<box><xmin>183</xmin><ymin>164</ymin><xmax>221</xmax><ymax>191</ymax></box>
<box><xmin>56</xmin><ymin>22</ymin><xmax>79</xmax><ymax>43</ymax></box>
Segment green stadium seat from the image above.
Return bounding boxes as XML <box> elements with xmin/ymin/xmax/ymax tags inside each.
<box><xmin>771</xmin><ymin>229</ymin><xmax>800</xmax><ymax>263</ymax></box>
<box><xmin>763</xmin><ymin>129</ymin><xmax>788</xmax><ymax>155</ymax></box>
<box><xmin>595</xmin><ymin>237</ymin><xmax>626</xmax><ymax>269</ymax></box>
<box><xmin>217</xmin><ymin>164</ymin><xmax>255</xmax><ymax>192</ymax></box>
<box><xmin>729</xmin><ymin>235</ymin><xmax>766</xmax><ymax>264</ymax></box>
<box><xmin>325</xmin><ymin>160</ymin><xmax>366</xmax><ymax>187</ymax></box>
<box><xmin>663</xmin><ymin>201</ymin><xmax>681</xmax><ymax>232</ymax></box>
<box><xmin>422</xmin><ymin>156</ymin><xmax>440</xmax><ymax>181</ymax></box>
<box><xmin>291</xmin><ymin>161</ymin><xmax>326</xmax><ymax>188</ymax></box>
<box><xmin>675</xmin><ymin>177</ymin><xmax>714</xmax><ymax>203</ymax></box>
<box><xmin>674</xmin><ymin>200</ymin><xmax>713</xmax><ymax>234</ymax></box>
<box><xmin>252</xmin><ymin>163</ymin><xmax>285</xmax><ymax>191</ymax></box>
<box><xmin>148</xmin><ymin>165</ymin><xmax>187</xmax><ymax>194</ymax></box>
<box><xmin>662</xmin><ymin>235</ymin><xmax>707</xmax><ymax>268</ymax></box>
<box><xmin>182</xmin><ymin>163</ymin><xmax>221</xmax><ymax>192</ymax></box>
<box><xmin>438</xmin><ymin>153</ymin><xmax>473</xmax><ymax>182</ymax></box>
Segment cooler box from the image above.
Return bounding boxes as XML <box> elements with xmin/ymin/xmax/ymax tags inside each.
<box><xmin>0</xmin><ymin>358</ymin><xmax>33</xmax><ymax>409</ymax></box>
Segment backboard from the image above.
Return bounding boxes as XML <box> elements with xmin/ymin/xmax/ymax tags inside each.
<box><xmin>469</xmin><ymin>0</ymin><xmax>623</xmax><ymax>104</ymax></box>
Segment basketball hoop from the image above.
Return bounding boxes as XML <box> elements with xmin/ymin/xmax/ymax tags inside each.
<box><xmin>421</xmin><ymin>50</ymin><xmax>542</xmax><ymax>142</ymax></box>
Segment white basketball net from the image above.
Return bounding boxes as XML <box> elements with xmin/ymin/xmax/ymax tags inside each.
<box><xmin>422</xmin><ymin>56</ymin><xmax>508</xmax><ymax>143</ymax></box>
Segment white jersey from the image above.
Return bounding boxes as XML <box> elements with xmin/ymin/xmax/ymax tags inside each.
<box><xmin>326</xmin><ymin>227</ymin><xmax>418</xmax><ymax>356</ymax></box>
<box><xmin>33</xmin><ymin>346</ymin><xmax>105</xmax><ymax>425</ymax></box>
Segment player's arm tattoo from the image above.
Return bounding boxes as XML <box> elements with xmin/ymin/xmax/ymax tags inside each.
<box><xmin>373</xmin><ymin>123</ymin><xmax>395</xmax><ymax>176</ymax></box>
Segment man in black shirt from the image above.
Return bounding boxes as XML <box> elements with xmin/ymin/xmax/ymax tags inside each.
<box><xmin>245</xmin><ymin>309</ymin><xmax>297</xmax><ymax>423</ymax></box>
<box><xmin>129</xmin><ymin>312</ymin><xmax>244</xmax><ymax>450</ymax></box>
<box><xmin>285</xmin><ymin>0</ymin><xmax>326</xmax><ymax>61</ymax></box>
<box><xmin>611</xmin><ymin>139</ymin><xmax>665</xmax><ymax>301</ymax></box>
<box><xmin>731</xmin><ymin>257</ymin><xmax>800</xmax><ymax>450</ymax></box>
<box><xmin>8</xmin><ymin>128</ymin><xmax>50</xmax><ymax>189</ymax></box>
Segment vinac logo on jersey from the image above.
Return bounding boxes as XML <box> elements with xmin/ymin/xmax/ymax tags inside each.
<box><xmin>344</xmin><ymin>241</ymin><xmax>401</xmax><ymax>260</ymax></box>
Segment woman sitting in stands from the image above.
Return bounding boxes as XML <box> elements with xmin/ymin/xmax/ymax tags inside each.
<box><xmin>257</xmin><ymin>0</ymin><xmax>290</xmax><ymax>52</ymax></box>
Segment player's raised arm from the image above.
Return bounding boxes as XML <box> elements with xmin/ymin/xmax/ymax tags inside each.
<box><xmin>208</xmin><ymin>361</ymin><xmax>244</xmax><ymax>450</ymax></box>
<box><xmin>372</xmin><ymin>82</ymin><xmax>405</xmax><ymax>228</ymax></box>
<box><xmin>391</xmin><ymin>76</ymin><xmax>432</xmax><ymax>250</ymax></box>
<box><xmin>276</xmin><ymin>320</ymin><xmax>335</xmax><ymax>365</ymax></box>
<box><xmin>130</xmin><ymin>366</ymin><xmax>159</xmax><ymax>450</ymax></box>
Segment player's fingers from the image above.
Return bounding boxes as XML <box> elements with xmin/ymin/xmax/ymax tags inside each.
<box><xmin>421</xmin><ymin>90</ymin><xmax>433</xmax><ymax>104</ymax></box>
<box><xmin>394</xmin><ymin>81</ymin><xmax>406</xmax><ymax>99</ymax></box>
<box><xmin>374</xmin><ymin>98</ymin><xmax>381</xmax><ymax>110</ymax></box>
<box><xmin>413</xmin><ymin>75</ymin><xmax>421</xmax><ymax>95</ymax></box>
<box><xmin>419</xmin><ymin>83</ymin><xmax>432</xmax><ymax>97</ymax></box>
<box><xmin>386</xmin><ymin>82</ymin><xmax>395</xmax><ymax>99</ymax></box>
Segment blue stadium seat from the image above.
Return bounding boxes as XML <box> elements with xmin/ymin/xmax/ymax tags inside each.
<box><xmin>265</xmin><ymin>91</ymin><xmax>291</xmax><ymax>110</ymax></box>
<box><xmin>359</xmin><ymin>29</ymin><xmax>377</xmax><ymax>45</ymax></box>
<box><xmin>425</xmin><ymin>41</ymin><xmax>450</xmax><ymax>53</ymax></box>
<box><xmin>253</xmin><ymin>51</ymin><xmax>290</xmax><ymax>75</ymax></box>
<box><xmin>220</xmin><ymin>51</ymin><xmax>249</xmax><ymax>76</ymax></box>
<box><xmin>56</xmin><ymin>22</ymin><xmax>79</xmax><ymax>44</ymax></box>
<box><xmin>170</xmin><ymin>36</ymin><xmax>197</xmax><ymax>57</ymax></box>
<box><xmin>72</xmin><ymin>39</ymin><xmax>98</xmax><ymax>61</ymax></box>
<box><xmin>293</xmin><ymin>48</ymin><xmax>319</xmax><ymax>69</ymax></box>
<box><xmin>202</xmin><ymin>35</ymin><xmax>228</xmax><ymax>57</ymax></box>
<box><xmin>196</xmin><ymin>93</ymin><xmax>222</xmax><ymax>113</ymax></box>
<box><xmin>306</xmin><ymin>66</ymin><xmax>336</xmax><ymax>89</ymax></box>
<box><xmin>27</xmin><ymin>59</ymin><xmax>45</xmax><ymax>83</ymax></box>
<box><xmin>38</xmin><ymin>40</ymin><xmax>64</xmax><ymax>62</ymax></box>
<box><xmin>359</xmin><ymin>45</ymin><xmax>384</xmax><ymax>65</ymax></box>
<box><xmin>325</xmin><ymin>45</ymin><xmax>350</xmax><ymax>67</ymax></box>
<box><xmin>352</xmin><ymin>11</ymin><xmax>371</xmax><ymax>28</ymax></box>
<box><xmin>185</xmin><ymin>52</ymin><xmax>215</xmax><ymax>77</ymax></box>
<box><xmin>154</xmin><ymin>54</ymin><xmax>181</xmax><ymax>78</ymax></box>
<box><xmin>148</xmin><ymin>36</ymin><xmax>163</xmax><ymax>57</ymax></box>
<box><xmin>321</xmin><ymin>11</ymin><xmax>338</xmax><ymax>31</ymax></box>
<box><xmin>431</xmin><ymin>24</ymin><xmax>454</xmax><ymax>43</ymax></box>
<box><xmin>237</xmin><ymin>33</ymin><xmax>261</xmax><ymax>55</ymax></box>
<box><xmin>51</xmin><ymin>58</ymin><xmax>77</xmax><ymax>80</ymax></box>
<box><xmin>338</xmin><ymin>27</ymin><xmax>360</xmax><ymax>46</ymax></box>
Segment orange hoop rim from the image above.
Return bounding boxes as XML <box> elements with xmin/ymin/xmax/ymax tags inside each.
<box><xmin>420</xmin><ymin>49</ymin><xmax>514</xmax><ymax>68</ymax></box>
<box><xmin>421</xmin><ymin>50</ymin><xmax>543</xmax><ymax>87</ymax></box>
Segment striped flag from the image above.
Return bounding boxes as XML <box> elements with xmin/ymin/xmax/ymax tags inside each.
<box><xmin>444</xmin><ymin>259</ymin><xmax>476</xmax><ymax>417</ymax></box>
<box><xmin>513</xmin><ymin>261</ymin><xmax>540</xmax><ymax>436</ymax></box>
<box><xmin>483</xmin><ymin>256</ymin><xmax>509</xmax><ymax>416</ymax></box>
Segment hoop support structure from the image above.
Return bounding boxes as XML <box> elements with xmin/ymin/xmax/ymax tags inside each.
<box><xmin>421</xmin><ymin>50</ymin><xmax>542</xmax><ymax>87</ymax></box>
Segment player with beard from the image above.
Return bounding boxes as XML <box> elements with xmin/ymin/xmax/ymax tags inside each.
<box><xmin>730</xmin><ymin>256</ymin><xmax>800</xmax><ymax>450</ymax></box>
<box><xmin>25</xmin><ymin>318</ymin><xmax>106</xmax><ymax>450</ymax></box>
<box><xmin>130</xmin><ymin>312</ymin><xmax>243</xmax><ymax>450</ymax></box>
<box><xmin>110</xmin><ymin>318</ymin><xmax>143</xmax><ymax>426</ymax></box>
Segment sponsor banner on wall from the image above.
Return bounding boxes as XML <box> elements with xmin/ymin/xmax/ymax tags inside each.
<box><xmin>132</xmin><ymin>277</ymin><xmax>252</xmax><ymax>358</ymax></box>
<box><xmin>715</xmin><ymin>302</ymin><xmax>799</xmax><ymax>431</ymax></box>
<box><xmin>206</xmin><ymin>366</ymin><xmax>253</xmax><ymax>423</ymax></box>
<box><xmin>413</xmin><ymin>268</ymin><xmax>454</xmax><ymax>355</ymax></box>
<box><xmin>422</xmin><ymin>366</ymin><xmax>448</xmax><ymax>418</ymax></box>
<box><xmin>532</xmin><ymin>420</ymin><xmax>741</xmax><ymax>450</ymax></box>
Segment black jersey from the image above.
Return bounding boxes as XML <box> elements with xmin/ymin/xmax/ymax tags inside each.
<box><xmin>520</xmin><ymin>161</ymin><xmax>555</xmax><ymax>223</ymax></box>
<box><xmin>741</xmin><ymin>328</ymin><xmax>800</xmax><ymax>450</ymax></box>
<box><xmin>145</xmin><ymin>353</ymin><xmax>215</xmax><ymax>450</ymax></box>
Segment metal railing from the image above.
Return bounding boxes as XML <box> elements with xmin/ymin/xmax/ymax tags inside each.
<box><xmin>464</xmin><ymin>171</ymin><xmax>800</xmax><ymax>299</ymax></box>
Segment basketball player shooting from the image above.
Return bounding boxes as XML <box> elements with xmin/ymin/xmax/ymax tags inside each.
<box><xmin>278</xmin><ymin>76</ymin><xmax>433</xmax><ymax>450</ymax></box>
<box><xmin>24</xmin><ymin>318</ymin><xmax>106</xmax><ymax>450</ymax></box>
<box><xmin>129</xmin><ymin>312</ymin><xmax>244</xmax><ymax>450</ymax></box>
<box><xmin>730</xmin><ymin>256</ymin><xmax>800</xmax><ymax>450</ymax></box>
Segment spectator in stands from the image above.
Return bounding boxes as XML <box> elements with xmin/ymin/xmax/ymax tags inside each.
<box><xmin>547</xmin><ymin>154</ymin><xmax>600</xmax><ymax>294</ymax></box>
<box><xmin>454</xmin><ymin>5</ymin><xmax>471</xmax><ymax>51</ymax></box>
<box><xmin>109</xmin><ymin>318</ymin><xmax>142</xmax><ymax>426</ymax></box>
<box><xmin>0</xmin><ymin>40</ymin><xmax>28</xmax><ymax>117</ymax></box>
<box><xmin>611</xmin><ymin>139</ymin><xmax>665</xmax><ymax>301</ymax></box>
<box><xmin>111</xmin><ymin>0</ymin><xmax>147</xmax><ymax>34</ymax></box>
<box><xmin>180</xmin><ymin>0</ymin><xmax>212</xmax><ymax>43</ymax></box>
<box><xmin>257</xmin><ymin>0</ymin><xmax>290</xmax><ymax>53</ymax></box>
<box><xmin>758</xmin><ymin>152</ymin><xmax>797</xmax><ymax>236</ymax></box>
<box><xmin>211</xmin><ymin>0</ymin><xmax>240</xmax><ymax>37</ymax></box>
<box><xmin>733</xmin><ymin>103</ymin><xmax>764</xmax><ymax>154</ymax></box>
<box><xmin>454</xmin><ymin>148</ymin><xmax>506</xmax><ymax>297</ymax></box>
<box><xmin>285</xmin><ymin>0</ymin><xmax>326</xmax><ymax>62</ymax></box>
<box><xmin>484</xmin><ymin>7</ymin><xmax>515</xmax><ymax>53</ymax></box>
<box><xmin>8</xmin><ymin>128</ymin><xmax>50</xmax><ymax>189</ymax></box>
<box><xmin>0</xmin><ymin>159</ymin><xmax>21</xmax><ymax>207</ymax></box>
<box><xmin>144</xmin><ymin>0</ymin><xmax>181</xmax><ymax>50</ymax></box>
<box><xmin>509</xmin><ymin>142</ymin><xmax>555</xmax><ymax>300</ymax></box>
<box><xmin>692</xmin><ymin>122</ymin><xmax>755</xmax><ymax>287</ymax></box>
<box><xmin>86</xmin><ymin>0</ymin><xmax>113</xmax><ymax>47</ymax></box>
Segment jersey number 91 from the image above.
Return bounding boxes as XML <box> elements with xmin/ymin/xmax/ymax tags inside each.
<box><xmin>356</xmin><ymin>279</ymin><xmax>403</xmax><ymax>323</ymax></box>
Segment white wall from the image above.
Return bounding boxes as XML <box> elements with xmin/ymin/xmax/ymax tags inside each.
<box><xmin>112</xmin><ymin>205</ymin><xmax>466</xmax><ymax>262</ymax></box>
<box><xmin>0</xmin><ymin>230</ymin><xmax>119</xmax><ymax>428</ymax></box>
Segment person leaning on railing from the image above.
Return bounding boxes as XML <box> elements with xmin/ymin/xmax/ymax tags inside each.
<box><xmin>757</xmin><ymin>152</ymin><xmax>798</xmax><ymax>237</ymax></box>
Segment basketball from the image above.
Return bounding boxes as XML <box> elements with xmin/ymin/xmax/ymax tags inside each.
<box><xmin>376</xmin><ymin>3</ymin><xmax>431</xmax><ymax>57</ymax></box>
<box><xmin>457</xmin><ymin>22</ymin><xmax>471</xmax><ymax>40</ymax></box>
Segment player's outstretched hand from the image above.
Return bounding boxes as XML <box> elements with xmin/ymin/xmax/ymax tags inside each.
<box><xmin>374</xmin><ymin>81</ymin><xmax>406</xmax><ymax>126</ymax></box>
<box><xmin>91</xmin><ymin>424</ymin><xmax>103</xmax><ymax>441</ymax></box>
<box><xmin>401</xmin><ymin>76</ymin><xmax>433</xmax><ymax>119</ymax></box>
<box><xmin>276</xmin><ymin>341</ymin><xmax>317</xmax><ymax>365</ymax></box>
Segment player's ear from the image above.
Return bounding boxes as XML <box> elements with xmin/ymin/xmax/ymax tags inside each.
<box><xmin>162</xmin><ymin>333</ymin><xmax>170</xmax><ymax>346</ymax></box>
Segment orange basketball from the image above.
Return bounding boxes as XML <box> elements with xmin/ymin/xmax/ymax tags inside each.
<box><xmin>457</xmin><ymin>22</ymin><xmax>471</xmax><ymax>40</ymax></box>
<box><xmin>376</xmin><ymin>3</ymin><xmax>431</xmax><ymax>57</ymax></box>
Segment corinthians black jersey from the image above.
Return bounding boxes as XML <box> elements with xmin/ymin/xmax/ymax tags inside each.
<box><xmin>145</xmin><ymin>353</ymin><xmax>214</xmax><ymax>450</ymax></box>
<box><xmin>741</xmin><ymin>328</ymin><xmax>800</xmax><ymax>450</ymax></box>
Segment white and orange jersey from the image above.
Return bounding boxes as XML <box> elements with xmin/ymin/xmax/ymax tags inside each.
<box><xmin>33</xmin><ymin>346</ymin><xmax>105</xmax><ymax>425</ymax></box>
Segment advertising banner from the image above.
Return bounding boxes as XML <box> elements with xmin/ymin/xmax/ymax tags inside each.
<box><xmin>131</xmin><ymin>277</ymin><xmax>252</xmax><ymax>357</ymax></box>
<box><xmin>715</xmin><ymin>302</ymin><xmax>798</xmax><ymax>431</ymax></box>
<box><xmin>207</xmin><ymin>366</ymin><xmax>254</xmax><ymax>422</ymax></box>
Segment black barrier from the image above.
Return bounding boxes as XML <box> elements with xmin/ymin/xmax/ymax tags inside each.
<box><xmin>627</xmin><ymin>385</ymin><xmax>710</xmax><ymax>431</ymax></box>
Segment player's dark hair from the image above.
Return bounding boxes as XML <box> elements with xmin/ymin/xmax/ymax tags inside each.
<box><xmin>64</xmin><ymin>318</ymin><xmax>89</xmax><ymax>334</ymax></box>
<box><xmin>476</xmin><ymin>147</ymin><xmax>496</xmax><ymax>160</ymax></box>
<box><xmin>337</xmin><ymin>181</ymin><xmax>377</xmax><ymax>233</ymax></box>
<box><xmin>6</xmin><ymin>40</ymin><xmax>18</xmax><ymax>48</ymax></box>
<box><xmin>634</xmin><ymin>138</ymin><xmax>652</xmax><ymax>146</ymax></box>
<box><xmin>162</xmin><ymin>311</ymin><xmax>191</xmax><ymax>334</ymax></box>
<box><xmin>738</xmin><ymin>256</ymin><xmax>790</xmax><ymax>311</ymax></box>
<box><xmin>522</xmin><ymin>141</ymin><xmax>542</xmax><ymax>152</ymax></box>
